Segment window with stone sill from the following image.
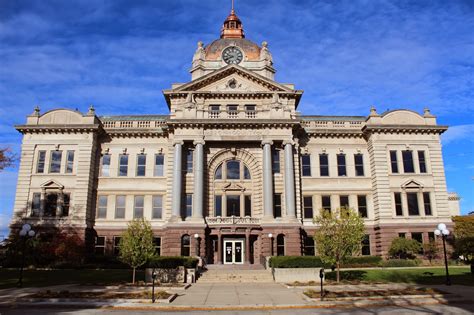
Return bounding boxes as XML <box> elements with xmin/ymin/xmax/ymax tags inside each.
<box><xmin>136</xmin><ymin>154</ymin><xmax>146</xmax><ymax>177</ymax></box>
<box><xmin>154</xmin><ymin>154</ymin><xmax>164</xmax><ymax>176</ymax></box>
<box><xmin>303</xmin><ymin>196</ymin><xmax>313</xmax><ymax>219</ymax></box>
<box><xmin>319</xmin><ymin>154</ymin><xmax>329</xmax><ymax>177</ymax></box>
<box><xmin>95</xmin><ymin>236</ymin><xmax>106</xmax><ymax>256</ymax></box>
<box><xmin>301</xmin><ymin>155</ymin><xmax>311</xmax><ymax>177</ymax></box>
<box><xmin>322</xmin><ymin>195</ymin><xmax>331</xmax><ymax>213</ymax></box>
<box><xmin>152</xmin><ymin>195</ymin><xmax>163</xmax><ymax>219</ymax></box>
<box><xmin>245</xmin><ymin>105</ymin><xmax>256</xmax><ymax>118</ymax></box>
<box><xmin>361</xmin><ymin>235</ymin><xmax>371</xmax><ymax>255</ymax></box>
<box><xmin>354</xmin><ymin>153</ymin><xmax>364</xmax><ymax>176</ymax></box>
<box><xmin>407</xmin><ymin>192</ymin><xmax>420</xmax><ymax>216</ymax></box>
<box><xmin>357</xmin><ymin>195</ymin><xmax>368</xmax><ymax>218</ymax></box>
<box><xmin>97</xmin><ymin>195</ymin><xmax>108</xmax><ymax>219</ymax></box>
<box><xmin>303</xmin><ymin>235</ymin><xmax>315</xmax><ymax>256</ymax></box>
<box><xmin>37</xmin><ymin>150</ymin><xmax>46</xmax><ymax>173</ymax></box>
<box><xmin>113</xmin><ymin>236</ymin><xmax>121</xmax><ymax>256</ymax></box>
<box><xmin>101</xmin><ymin>154</ymin><xmax>111</xmax><ymax>177</ymax></box>
<box><xmin>66</xmin><ymin>151</ymin><xmax>75</xmax><ymax>173</ymax></box>
<box><xmin>154</xmin><ymin>237</ymin><xmax>161</xmax><ymax>256</ymax></box>
<box><xmin>227</xmin><ymin>105</ymin><xmax>238</xmax><ymax>118</ymax></box>
<box><xmin>31</xmin><ymin>193</ymin><xmax>41</xmax><ymax>217</ymax></box>
<box><xmin>181</xmin><ymin>234</ymin><xmax>191</xmax><ymax>257</ymax></box>
<box><xmin>118</xmin><ymin>154</ymin><xmax>128</xmax><ymax>176</ymax></box>
<box><xmin>402</xmin><ymin>150</ymin><xmax>415</xmax><ymax>173</ymax></box>
<box><xmin>389</xmin><ymin>150</ymin><xmax>398</xmax><ymax>174</ymax></box>
<box><xmin>49</xmin><ymin>150</ymin><xmax>62</xmax><ymax>173</ymax></box>
<box><xmin>209</xmin><ymin>105</ymin><xmax>220</xmax><ymax>118</ymax></box>
<box><xmin>337</xmin><ymin>153</ymin><xmax>347</xmax><ymax>176</ymax></box>
<box><xmin>276</xmin><ymin>234</ymin><xmax>285</xmax><ymax>256</ymax></box>
<box><xmin>134</xmin><ymin>195</ymin><xmax>144</xmax><ymax>218</ymax></box>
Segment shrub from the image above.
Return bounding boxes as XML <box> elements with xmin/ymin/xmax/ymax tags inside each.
<box><xmin>343</xmin><ymin>256</ymin><xmax>382</xmax><ymax>268</ymax></box>
<box><xmin>381</xmin><ymin>259</ymin><xmax>420</xmax><ymax>267</ymax></box>
<box><xmin>148</xmin><ymin>256</ymin><xmax>198</xmax><ymax>269</ymax></box>
<box><xmin>388</xmin><ymin>237</ymin><xmax>422</xmax><ymax>259</ymax></box>
<box><xmin>269</xmin><ymin>256</ymin><xmax>382</xmax><ymax>268</ymax></box>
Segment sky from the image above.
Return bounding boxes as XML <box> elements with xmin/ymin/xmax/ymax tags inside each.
<box><xmin>0</xmin><ymin>0</ymin><xmax>473</xmax><ymax>235</ymax></box>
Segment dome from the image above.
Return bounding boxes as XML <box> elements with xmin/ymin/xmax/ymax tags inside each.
<box><xmin>204</xmin><ymin>38</ymin><xmax>261</xmax><ymax>61</ymax></box>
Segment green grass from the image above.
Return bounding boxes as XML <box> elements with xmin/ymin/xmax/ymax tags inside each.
<box><xmin>325</xmin><ymin>266</ymin><xmax>474</xmax><ymax>286</ymax></box>
<box><xmin>0</xmin><ymin>269</ymin><xmax>145</xmax><ymax>289</ymax></box>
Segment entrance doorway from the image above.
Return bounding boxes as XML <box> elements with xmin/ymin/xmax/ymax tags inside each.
<box><xmin>224</xmin><ymin>239</ymin><xmax>244</xmax><ymax>264</ymax></box>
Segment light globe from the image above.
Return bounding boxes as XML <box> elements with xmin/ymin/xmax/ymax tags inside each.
<box><xmin>28</xmin><ymin>230</ymin><xmax>35</xmax><ymax>237</ymax></box>
<box><xmin>442</xmin><ymin>229</ymin><xmax>450</xmax><ymax>236</ymax></box>
<box><xmin>437</xmin><ymin>223</ymin><xmax>446</xmax><ymax>231</ymax></box>
<box><xmin>434</xmin><ymin>229</ymin><xmax>441</xmax><ymax>236</ymax></box>
<box><xmin>19</xmin><ymin>230</ymin><xmax>27</xmax><ymax>237</ymax></box>
<box><xmin>22</xmin><ymin>224</ymin><xmax>31</xmax><ymax>232</ymax></box>
<box><xmin>194</xmin><ymin>233</ymin><xmax>199</xmax><ymax>239</ymax></box>
<box><xmin>268</xmin><ymin>233</ymin><xmax>273</xmax><ymax>238</ymax></box>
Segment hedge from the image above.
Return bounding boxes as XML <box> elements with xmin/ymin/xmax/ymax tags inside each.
<box><xmin>343</xmin><ymin>256</ymin><xmax>383</xmax><ymax>268</ymax></box>
<box><xmin>147</xmin><ymin>256</ymin><xmax>198</xmax><ymax>269</ymax></box>
<box><xmin>269</xmin><ymin>256</ymin><xmax>382</xmax><ymax>268</ymax></box>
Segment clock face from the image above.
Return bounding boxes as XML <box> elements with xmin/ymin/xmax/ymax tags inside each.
<box><xmin>222</xmin><ymin>46</ymin><xmax>243</xmax><ymax>65</ymax></box>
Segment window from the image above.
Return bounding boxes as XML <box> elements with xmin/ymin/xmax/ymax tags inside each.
<box><xmin>215</xmin><ymin>164</ymin><xmax>222</xmax><ymax>179</ymax></box>
<box><xmin>340</xmin><ymin>195</ymin><xmax>349</xmax><ymax>208</ymax></box>
<box><xmin>95</xmin><ymin>236</ymin><xmax>106</xmax><ymax>255</ymax></box>
<box><xmin>62</xmin><ymin>193</ymin><xmax>70</xmax><ymax>216</ymax></box>
<box><xmin>423</xmin><ymin>192</ymin><xmax>432</xmax><ymax>216</ymax></box>
<box><xmin>357</xmin><ymin>195</ymin><xmax>368</xmax><ymax>218</ymax></box>
<box><xmin>226</xmin><ymin>195</ymin><xmax>240</xmax><ymax>216</ymax></box>
<box><xmin>418</xmin><ymin>151</ymin><xmax>427</xmax><ymax>173</ymax></box>
<box><xmin>322</xmin><ymin>195</ymin><xmax>331</xmax><ymax>212</ymax></box>
<box><xmin>37</xmin><ymin>151</ymin><xmax>46</xmax><ymax>173</ymax></box>
<box><xmin>276</xmin><ymin>234</ymin><xmax>285</xmax><ymax>256</ymax></box>
<box><xmin>101</xmin><ymin>154</ymin><xmax>111</xmax><ymax>177</ymax></box>
<box><xmin>152</xmin><ymin>196</ymin><xmax>163</xmax><ymax>219</ymax></box>
<box><xmin>186</xmin><ymin>150</ymin><xmax>193</xmax><ymax>173</ymax></box>
<box><xmin>118</xmin><ymin>154</ymin><xmax>128</xmax><ymax>176</ymax></box>
<box><xmin>407</xmin><ymin>193</ymin><xmax>419</xmax><ymax>216</ymax></box>
<box><xmin>153</xmin><ymin>237</ymin><xmax>161</xmax><ymax>256</ymax></box>
<box><xmin>227</xmin><ymin>160</ymin><xmax>240</xmax><ymax>179</ymax></box>
<box><xmin>319</xmin><ymin>154</ymin><xmax>329</xmax><ymax>176</ymax></box>
<box><xmin>303</xmin><ymin>196</ymin><xmax>313</xmax><ymax>219</ymax></box>
<box><xmin>428</xmin><ymin>232</ymin><xmax>435</xmax><ymax>241</ymax></box>
<box><xmin>272</xmin><ymin>149</ymin><xmax>280</xmax><ymax>173</ymax></box>
<box><xmin>244</xmin><ymin>195</ymin><xmax>251</xmax><ymax>216</ymax></box>
<box><xmin>273</xmin><ymin>194</ymin><xmax>282</xmax><ymax>218</ymax></box>
<box><xmin>411</xmin><ymin>232</ymin><xmax>424</xmax><ymax>253</ymax></box>
<box><xmin>399</xmin><ymin>233</ymin><xmax>406</xmax><ymax>238</ymax></box>
<box><xmin>44</xmin><ymin>193</ymin><xmax>58</xmax><ymax>216</ymax></box>
<box><xmin>113</xmin><ymin>237</ymin><xmax>121</xmax><ymax>256</ymax></box>
<box><xmin>303</xmin><ymin>236</ymin><xmax>315</xmax><ymax>256</ymax></box>
<box><xmin>390</xmin><ymin>151</ymin><xmax>398</xmax><ymax>173</ymax></box>
<box><xmin>115</xmin><ymin>195</ymin><xmax>126</xmax><ymax>219</ymax></box>
<box><xmin>50</xmin><ymin>151</ymin><xmax>62</xmax><ymax>173</ymax></box>
<box><xmin>301</xmin><ymin>155</ymin><xmax>311</xmax><ymax>176</ymax></box>
<box><xmin>154</xmin><ymin>154</ymin><xmax>164</xmax><ymax>176</ymax></box>
<box><xmin>97</xmin><ymin>195</ymin><xmax>108</xmax><ymax>219</ymax></box>
<box><xmin>394</xmin><ymin>193</ymin><xmax>403</xmax><ymax>216</ymax></box>
<box><xmin>354</xmin><ymin>154</ymin><xmax>364</xmax><ymax>176</ymax></box>
<box><xmin>66</xmin><ymin>151</ymin><xmax>75</xmax><ymax>173</ymax></box>
<box><xmin>32</xmin><ymin>193</ymin><xmax>41</xmax><ymax>217</ymax></box>
<box><xmin>361</xmin><ymin>235</ymin><xmax>371</xmax><ymax>255</ymax></box>
<box><xmin>215</xmin><ymin>195</ymin><xmax>222</xmax><ymax>216</ymax></box>
<box><xmin>243</xmin><ymin>165</ymin><xmax>251</xmax><ymax>179</ymax></box>
<box><xmin>134</xmin><ymin>196</ymin><xmax>144</xmax><ymax>218</ymax></box>
<box><xmin>227</xmin><ymin>105</ymin><xmax>238</xmax><ymax>118</ymax></box>
<box><xmin>245</xmin><ymin>105</ymin><xmax>256</xmax><ymax>118</ymax></box>
<box><xmin>337</xmin><ymin>154</ymin><xmax>346</xmax><ymax>176</ymax></box>
<box><xmin>136</xmin><ymin>154</ymin><xmax>146</xmax><ymax>176</ymax></box>
<box><xmin>185</xmin><ymin>194</ymin><xmax>193</xmax><ymax>217</ymax></box>
<box><xmin>209</xmin><ymin>105</ymin><xmax>220</xmax><ymax>118</ymax></box>
<box><xmin>181</xmin><ymin>235</ymin><xmax>191</xmax><ymax>256</ymax></box>
<box><xmin>402</xmin><ymin>150</ymin><xmax>414</xmax><ymax>173</ymax></box>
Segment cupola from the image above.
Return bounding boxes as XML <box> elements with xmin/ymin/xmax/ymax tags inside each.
<box><xmin>220</xmin><ymin>1</ymin><xmax>245</xmax><ymax>39</ymax></box>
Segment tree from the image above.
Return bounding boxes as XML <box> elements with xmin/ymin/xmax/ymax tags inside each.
<box><xmin>0</xmin><ymin>147</ymin><xmax>16</xmax><ymax>171</ymax></box>
<box><xmin>119</xmin><ymin>218</ymin><xmax>155</xmax><ymax>284</ymax></box>
<box><xmin>388</xmin><ymin>237</ymin><xmax>421</xmax><ymax>259</ymax></box>
<box><xmin>452</xmin><ymin>215</ymin><xmax>474</xmax><ymax>273</ymax></box>
<box><xmin>423</xmin><ymin>240</ymin><xmax>439</xmax><ymax>263</ymax></box>
<box><xmin>313</xmin><ymin>207</ymin><xmax>365</xmax><ymax>282</ymax></box>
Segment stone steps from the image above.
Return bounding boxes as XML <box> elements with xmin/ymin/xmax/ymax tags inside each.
<box><xmin>198</xmin><ymin>269</ymin><xmax>274</xmax><ymax>283</ymax></box>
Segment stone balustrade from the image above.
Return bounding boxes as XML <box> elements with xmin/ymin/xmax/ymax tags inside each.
<box><xmin>205</xmin><ymin>216</ymin><xmax>261</xmax><ymax>225</ymax></box>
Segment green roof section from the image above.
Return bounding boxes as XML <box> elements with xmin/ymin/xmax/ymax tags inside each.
<box><xmin>99</xmin><ymin>115</ymin><xmax>169</xmax><ymax>121</ymax></box>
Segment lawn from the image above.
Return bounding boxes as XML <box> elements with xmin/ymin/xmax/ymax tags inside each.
<box><xmin>325</xmin><ymin>266</ymin><xmax>473</xmax><ymax>286</ymax></box>
<box><xmin>0</xmin><ymin>269</ymin><xmax>144</xmax><ymax>289</ymax></box>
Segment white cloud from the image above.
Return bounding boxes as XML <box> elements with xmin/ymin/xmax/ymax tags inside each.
<box><xmin>442</xmin><ymin>124</ymin><xmax>474</xmax><ymax>145</ymax></box>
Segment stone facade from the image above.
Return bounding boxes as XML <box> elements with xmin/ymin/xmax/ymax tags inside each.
<box><xmin>10</xmin><ymin>8</ymin><xmax>460</xmax><ymax>263</ymax></box>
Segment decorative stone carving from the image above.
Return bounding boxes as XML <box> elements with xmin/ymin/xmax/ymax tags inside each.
<box><xmin>260</xmin><ymin>41</ymin><xmax>273</xmax><ymax>65</ymax></box>
<box><xmin>192</xmin><ymin>41</ymin><xmax>206</xmax><ymax>62</ymax></box>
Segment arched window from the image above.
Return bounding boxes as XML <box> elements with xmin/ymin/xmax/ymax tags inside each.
<box><xmin>227</xmin><ymin>160</ymin><xmax>240</xmax><ymax>179</ymax></box>
<box><xmin>276</xmin><ymin>234</ymin><xmax>285</xmax><ymax>256</ymax></box>
<box><xmin>244</xmin><ymin>165</ymin><xmax>251</xmax><ymax>179</ymax></box>
<box><xmin>181</xmin><ymin>234</ymin><xmax>190</xmax><ymax>256</ymax></box>
<box><xmin>215</xmin><ymin>164</ymin><xmax>222</xmax><ymax>179</ymax></box>
<box><xmin>214</xmin><ymin>160</ymin><xmax>251</xmax><ymax>180</ymax></box>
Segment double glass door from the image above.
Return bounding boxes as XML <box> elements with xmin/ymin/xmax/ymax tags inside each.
<box><xmin>224</xmin><ymin>239</ymin><xmax>244</xmax><ymax>264</ymax></box>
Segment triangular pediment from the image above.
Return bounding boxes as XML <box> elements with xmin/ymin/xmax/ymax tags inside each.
<box><xmin>401</xmin><ymin>179</ymin><xmax>423</xmax><ymax>189</ymax></box>
<box><xmin>40</xmin><ymin>179</ymin><xmax>64</xmax><ymax>189</ymax></box>
<box><xmin>221</xmin><ymin>182</ymin><xmax>246</xmax><ymax>192</ymax></box>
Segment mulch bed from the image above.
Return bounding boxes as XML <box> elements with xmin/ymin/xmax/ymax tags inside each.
<box><xmin>304</xmin><ymin>287</ymin><xmax>447</xmax><ymax>299</ymax></box>
<box><xmin>28</xmin><ymin>290</ymin><xmax>171</xmax><ymax>300</ymax></box>
<box><xmin>287</xmin><ymin>280</ymin><xmax>386</xmax><ymax>286</ymax></box>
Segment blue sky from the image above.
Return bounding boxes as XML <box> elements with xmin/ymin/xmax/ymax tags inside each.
<box><xmin>1</xmin><ymin>0</ymin><xmax>473</xmax><ymax>235</ymax></box>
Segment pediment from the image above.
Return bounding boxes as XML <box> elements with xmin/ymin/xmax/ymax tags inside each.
<box><xmin>221</xmin><ymin>182</ymin><xmax>246</xmax><ymax>192</ymax></box>
<box><xmin>40</xmin><ymin>179</ymin><xmax>64</xmax><ymax>189</ymax></box>
<box><xmin>401</xmin><ymin>179</ymin><xmax>423</xmax><ymax>189</ymax></box>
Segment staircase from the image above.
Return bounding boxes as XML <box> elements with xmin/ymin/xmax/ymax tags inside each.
<box><xmin>198</xmin><ymin>265</ymin><xmax>274</xmax><ymax>283</ymax></box>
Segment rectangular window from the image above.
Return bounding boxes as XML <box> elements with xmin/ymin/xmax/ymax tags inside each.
<box><xmin>226</xmin><ymin>195</ymin><xmax>240</xmax><ymax>216</ymax></box>
<box><xmin>44</xmin><ymin>193</ymin><xmax>58</xmax><ymax>216</ymax></box>
<box><xmin>402</xmin><ymin>150</ymin><xmax>415</xmax><ymax>173</ymax></box>
<box><xmin>62</xmin><ymin>193</ymin><xmax>70</xmax><ymax>216</ymax></box>
<box><xmin>390</xmin><ymin>151</ymin><xmax>398</xmax><ymax>173</ymax></box>
<box><xmin>322</xmin><ymin>195</ymin><xmax>331</xmax><ymax>212</ymax></box>
<box><xmin>244</xmin><ymin>195</ymin><xmax>252</xmax><ymax>217</ymax></box>
<box><xmin>95</xmin><ymin>236</ymin><xmax>106</xmax><ymax>255</ymax></box>
<box><xmin>185</xmin><ymin>194</ymin><xmax>193</xmax><ymax>217</ymax></box>
<box><xmin>118</xmin><ymin>154</ymin><xmax>128</xmax><ymax>176</ymax></box>
<box><xmin>152</xmin><ymin>195</ymin><xmax>163</xmax><ymax>219</ymax></box>
<box><xmin>394</xmin><ymin>192</ymin><xmax>403</xmax><ymax>216</ymax></box>
<box><xmin>303</xmin><ymin>196</ymin><xmax>313</xmax><ymax>219</ymax></box>
<box><xmin>49</xmin><ymin>151</ymin><xmax>62</xmax><ymax>173</ymax></box>
<box><xmin>245</xmin><ymin>105</ymin><xmax>256</xmax><ymax>118</ymax></box>
<box><xmin>66</xmin><ymin>151</ymin><xmax>75</xmax><ymax>173</ymax></box>
<box><xmin>357</xmin><ymin>195</ymin><xmax>368</xmax><ymax>218</ymax></box>
<box><xmin>428</xmin><ymin>232</ymin><xmax>435</xmax><ymax>241</ymax></box>
<box><xmin>339</xmin><ymin>195</ymin><xmax>349</xmax><ymax>208</ymax></box>
<box><xmin>154</xmin><ymin>154</ymin><xmax>164</xmax><ymax>176</ymax></box>
<box><xmin>411</xmin><ymin>232</ymin><xmax>424</xmax><ymax>253</ymax></box>
<box><xmin>209</xmin><ymin>105</ymin><xmax>220</xmax><ymax>118</ymax></box>
<box><xmin>418</xmin><ymin>151</ymin><xmax>427</xmax><ymax>173</ymax></box>
<box><xmin>215</xmin><ymin>195</ymin><xmax>222</xmax><ymax>216</ymax></box>
<box><xmin>303</xmin><ymin>236</ymin><xmax>315</xmax><ymax>256</ymax></box>
<box><xmin>136</xmin><ymin>154</ymin><xmax>146</xmax><ymax>176</ymax></box>
<box><xmin>273</xmin><ymin>194</ymin><xmax>282</xmax><ymax>218</ymax></box>
<box><xmin>301</xmin><ymin>155</ymin><xmax>311</xmax><ymax>176</ymax></box>
<box><xmin>133</xmin><ymin>196</ymin><xmax>144</xmax><ymax>218</ymax></box>
<box><xmin>113</xmin><ymin>237</ymin><xmax>121</xmax><ymax>256</ymax></box>
<box><xmin>399</xmin><ymin>233</ymin><xmax>406</xmax><ymax>238</ymax></box>
<box><xmin>407</xmin><ymin>192</ymin><xmax>420</xmax><ymax>216</ymax></box>
<box><xmin>101</xmin><ymin>154</ymin><xmax>111</xmax><ymax>177</ymax></box>
<box><xmin>32</xmin><ymin>193</ymin><xmax>41</xmax><ymax>217</ymax></box>
<box><xmin>337</xmin><ymin>154</ymin><xmax>346</xmax><ymax>176</ymax></box>
<box><xmin>37</xmin><ymin>150</ymin><xmax>46</xmax><ymax>173</ymax></box>
<box><xmin>115</xmin><ymin>195</ymin><xmax>126</xmax><ymax>219</ymax></box>
<box><xmin>319</xmin><ymin>154</ymin><xmax>329</xmax><ymax>176</ymax></box>
<box><xmin>186</xmin><ymin>150</ymin><xmax>193</xmax><ymax>173</ymax></box>
<box><xmin>423</xmin><ymin>192</ymin><xmax>432</xmax><ymax>216</ymax></box>
<box><xmin>272</xmin><ymin>149</ymin><xmax>280</xmax><ymax>173</ymax></box>
<box><xmin>361</xmin><ymin>235</ymin><xmax>371</xmax><ymax>255</ymax></box>
<box><xmin>227</xmin><ymin>104</ymin><xmax>238</xmax><ymax>118</ymax></box>
<box><xmin>97</xmin><ymin>195</ymin><xmax>108</xmax><ymax>219</ymax></box>
<box><xmin>153</xmin><ymin>237</ymin><xmax>161</xmax><ymax>256</ymax></box>
<box><xmin>354</xmin><ymin>154</ymin><xmax>364</xmax><ymax>176</ymax></box>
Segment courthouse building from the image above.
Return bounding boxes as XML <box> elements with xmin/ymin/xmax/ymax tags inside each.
<box><xmin>11</xmin><ymin>7</ymin><xmax>460</xmax><ymax>264</ymax></box>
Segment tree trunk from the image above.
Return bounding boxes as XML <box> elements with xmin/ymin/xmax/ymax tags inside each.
<box><xmin>336</xmin><ymin>261</ymin><xmax>340</xmax><ymax>283</ymax></box>
<box><xmin>132</xmin><ymin>267</ymin><xmax>136</xmax><ymax>284</ymax></box>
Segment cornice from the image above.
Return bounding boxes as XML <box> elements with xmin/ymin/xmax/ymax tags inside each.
<box><xmin>304</xmin><ymin>128</ymin><xmax>364</xmax><ymax>138</ymax></box>
<box><xmin>362</xmin><ymin>124</ymin><xmax>448</xmax><ymax>135</ymax></box>
<box><xmin>168</xmin><ymin>119</ymin><xmax>299</xmax><ymax>129</ymax></box>
<box><xmin>104</xmin><ymin>129</ymin><xmax>168</xmax><ymax>138</ymax></box>
<box><xmin>15</xmin><ymin>124</ymin><xmax>101</xmax><ymax>134</ymax></box>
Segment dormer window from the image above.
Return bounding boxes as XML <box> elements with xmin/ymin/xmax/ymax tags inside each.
<box><xmin>245</xmin><ymin>105</ymin><xmax>256</xmax><ymax>118</ymax></box>
<box><xmin>227</xmin><ymin>105</ymin><xmax>238</xmax><ymax>118</ymax></box>
<box><xmin>209</xmin><ymin>105</ymin><xmax>220</xmax><ymax>119</ymax></box>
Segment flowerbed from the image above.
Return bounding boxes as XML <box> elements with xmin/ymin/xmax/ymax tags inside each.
<box><xmin>29</xmin><ymin>290</ymin><xmax>171</xmax><ymax>300</ymax></box>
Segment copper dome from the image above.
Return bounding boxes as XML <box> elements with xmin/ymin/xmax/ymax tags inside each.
<box><xmin>204</xmin><ymin>38</ymin><xmax>261</xmax><ymax>61</ymax></box>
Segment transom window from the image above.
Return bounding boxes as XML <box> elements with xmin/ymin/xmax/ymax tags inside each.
<box><xmin>215</xmin><ymin>160</ymin><xmax>251</xmax><ymax>180</ymax></box>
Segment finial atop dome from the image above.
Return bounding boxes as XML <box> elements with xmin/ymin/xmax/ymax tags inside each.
<box><xmin>221</xmin><ymin>0</ymin><xmax>245</xmax><ymax>39</ymax></box>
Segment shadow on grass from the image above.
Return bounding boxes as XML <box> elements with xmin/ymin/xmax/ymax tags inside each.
<box><xmin>325</xmin><ymin>270</ymin><xmax>367</xmax><ymax>281</ymax></box>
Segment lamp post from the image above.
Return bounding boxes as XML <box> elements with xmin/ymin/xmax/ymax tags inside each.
<box><xmin>194</xmin><ymin>233</ymin><xmax>200</xmax><ymax>257</ymax></box>
<box><xmin>17</xmin><ymin>224</ymin><xmax>35</xmax><ymax>288</ymax></box>
<box><xmin>434</xmin><ymin>223</ymin><xmax>451</xmax><ymax>286</ymax></box>
<box><xmin>151</xmin><ymin>268</ymin><xmax>157</xmax><ymax>303</ymax></box>
<box><xmin>268</xmin><ymin>233</ymin><xmax>273</xmax><ymax>256</ymax></box>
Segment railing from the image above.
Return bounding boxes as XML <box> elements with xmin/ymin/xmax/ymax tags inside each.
<box><xmin>205</xmin><ymin>216</ymin><xmax>261</xmax><ymax>225</ymax></box>
<box><xmin>207</xmin><ymin>110</ymin><xmax>258</xmax><ymax>119</ymax></box>
<box><xmin>301</xmin><ymin>119</ymin><xmax>365</xmax><ymax>129</ymax></box>
<box><xmin>101</xmin><ymin>119</ymin><xmax>167</xmax><ymax>129</ymax></box>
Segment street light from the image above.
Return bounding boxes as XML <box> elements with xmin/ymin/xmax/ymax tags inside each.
<box><xmin>434</xmin><ymin>223</ymin><xmax>451</xmax><ymax>286</ymax></box>
<box><xmin>17</xmin><ymin>224</ymin><xmax>35</xmax><ymax>287</ymax></box>
<box><xmin>268</xmin><ymin>233</ymin><xmax>273</xmax><ymax>256</ymax></box>
<box><xmin>194</xmin><ymin>233</ymin><xmax>200</xmax><ymax>257</ymax></box>
<box><xmin>151</xmin><ymin>268</ymin><xmax>157</xmax><ymax>303</ymax></box>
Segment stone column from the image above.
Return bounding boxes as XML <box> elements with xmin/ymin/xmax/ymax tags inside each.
<box><xmin>283</xmin><ymin>141</ymin><xmax>296</xmax><ymax>218</ymax></box>
<box><xmin>217</xmin><ymin>232</ymin><xmax>222</xmax><ymax>264</ymax></box>
<box><xmin>171</xmin><ymin>141</ymin><xmax>183</xmax><ymax>219</ymax></box>
<box><xmin>193</xmin><ymin>140</ymin><xmax>205</xmax><ymax>219</ymax></box>
<box><xmin>262</xmin><ymin>140</ymin><xmax>274</xmax><ymax>218</ymax></box>
<box><xmin>245</xmin><ymin>231</ymin><xmax>251</xmax><ymax>264</ymax></box>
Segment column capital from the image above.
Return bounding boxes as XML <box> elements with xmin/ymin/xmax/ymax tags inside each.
<box><xmin>193</xmin><ymin>139</ymin><xmax>205</xmax><ymax>146</ymax></box>
<box><xmin>173</xmin><ymin>140</ymin><xmax>184</xmax><ymax>146</ymax></box>
<box><xmin>282</xmin><ymin>140</ymin><xmax>295</xmax><ymax>146</ymax></box>
<box><xmin>261</xmin><ymin>139</ymin><xmax>274</xmax><ymax>146</ymax></box>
